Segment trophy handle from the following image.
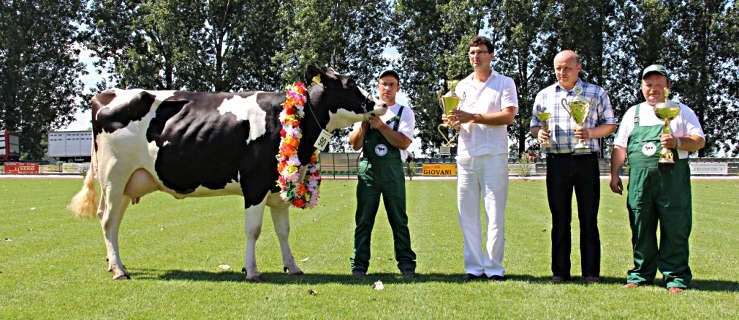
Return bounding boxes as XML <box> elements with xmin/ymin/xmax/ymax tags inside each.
<box><xmin>437</xmin><ymin>124</ymin><xmax>451</xmax><ymax>146</ymax></box>
<box><xmin>560</xmin><ymin>98</ymin><xmax>571</xmax><ymax>118</ymax></box>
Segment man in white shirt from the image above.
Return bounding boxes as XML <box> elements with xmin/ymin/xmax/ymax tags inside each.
<box><xmin>444</xmin><ymin>35</ymin><xmax>518</xmax><ymax>281</ymax></box>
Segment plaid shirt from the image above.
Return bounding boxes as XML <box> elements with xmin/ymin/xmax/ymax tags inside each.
<box><xmin>530</xmin><ymin>79</ymin><xmax>617</xmax><ymax>153</ymax></box>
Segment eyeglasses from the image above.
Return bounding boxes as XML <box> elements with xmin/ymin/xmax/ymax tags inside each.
<box><xmin>468</xmin><ymin>50</ymin><xmax>489</xmax><ymax>56</ymax></box>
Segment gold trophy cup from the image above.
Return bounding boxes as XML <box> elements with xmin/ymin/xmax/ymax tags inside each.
<box><xmin>438</xmin><ymin>80</ymin><xmax>461</xmax><ymax>156</ymax></box>
<box><xmin>654</xmin><ymin>88</ymin><xmax>680</xmax><ymax>167</ymax></box>
<box><xmin>560</xmin><ymin>85</ymin><xmax>591</xmax><ymax>154</ymax></box>
<box><xmin>535</xmin><ymin>111</ymin><xmax>551</xmax><ymax>148</ymax></box>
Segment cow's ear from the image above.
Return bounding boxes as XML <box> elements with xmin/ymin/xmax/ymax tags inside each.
<box><xmin>305</xmin><ymin>65</ymin><xmax>324</xmax><ymax>85</ymax></box>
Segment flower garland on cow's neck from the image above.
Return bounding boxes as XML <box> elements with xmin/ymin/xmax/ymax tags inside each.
<box><xmin>276</xmin><ymin>82</ymin><xmax>321</xmax><ymax>209</ymax></box>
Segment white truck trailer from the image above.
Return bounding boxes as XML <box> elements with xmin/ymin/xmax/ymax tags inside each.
<box><xmin>48</xmin><ymin>130</ymin><xmax>93</xmax><ymax>162</ymax></box>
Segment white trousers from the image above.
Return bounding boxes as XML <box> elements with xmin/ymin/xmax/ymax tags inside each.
<box><xmin>456</xmin><ymin>153</ymin><xmax>508</xmax><ymax>277</ymax></box>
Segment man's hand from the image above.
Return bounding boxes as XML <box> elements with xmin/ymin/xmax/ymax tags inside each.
<box><xmin>367</xmin><ymin>115</ymin><xmax>387</xmax><ymax>130</ymax></box>
<box><xmin>442</xmin><ymin>113</ymin><xmax>461</xmax><ymax>130</ymax></box>
<box><xmin>609</xmin><ymin>174</ymin><xmax>623</xmax><ymax>195</ymax></box>
<box><xmin>537</xmin><ymin>128</ymin><xmax>550</xmax><ymax>143</ymax></box>
<box><xmin>659</xmin><ymin>133</ymin><xmax>678</xmax><ymax>149</ymax></box>
<box><xmin>574</xmin><ymin>127</ymin><xmax>590</xmax><ymax>140</ymax></box>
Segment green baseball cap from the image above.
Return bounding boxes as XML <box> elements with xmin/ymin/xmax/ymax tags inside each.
<box><xmin>380</xmin><ymin>69</ymin><xmax>400</xmax><ymax>81</ymax></box>
<box><xmin>641</xmin><ymin>64</ymin><xmax>669</xmax><ymax>79</ymax></box>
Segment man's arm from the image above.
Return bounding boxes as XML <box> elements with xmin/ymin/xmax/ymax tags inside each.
<box><xmin>576</xmin><ymin>124</ymin><xmax>617</xmax><ymax>140</ymax></box>
<box><xmin>451</xmin><ymin>106</ymin><xmax>516</xmax><ymax>126</ymax></box>
<box><xmin>371</xmin><ymin>116</ymin><xmax>412</xmax><ymax>150</ymax></box>
<box><xmin>609</xmin><ymin>146</ymin><xmax>627</xmax><ymax>195</ymax></box>
<box><xmin>661</xmin><ymin>134</ymin><xmax>705</xmax><ymax>152</ymax></box>
<box><xmin>349</xmin><ymin>122</ymin><xmax>368</xmax><ymax>151</ymax></box>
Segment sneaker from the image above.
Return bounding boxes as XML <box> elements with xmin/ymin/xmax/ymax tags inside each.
<box><xmin>352</xmin><ymin>270</ymin><xmax>366</xmax><ymax>277</ymax></box>
<box><xmin>552</xmin><ymin>275</ymin><xmax>570</xmax><ymax>283</ymax></box>
<box><xmin>623</xmin><ymin>282</ymin><xmax>639</xmax><ymax>288</ymax></box>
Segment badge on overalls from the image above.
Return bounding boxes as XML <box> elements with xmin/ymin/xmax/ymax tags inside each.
<box><xmin>374</xmin><ymin>143</ymin><xmax>388</xmax><ymax>156</ymax></box>
<box><xmin>642</xmin><ymin>142</ymin><xmax>657</xmax><ymax>156</ymax></box>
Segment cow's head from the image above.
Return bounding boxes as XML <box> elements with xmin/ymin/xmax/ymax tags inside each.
<box><xmin>304</xmin><ymin>66</ymin><xmax>386</xmax><ymax>132</ymax></box>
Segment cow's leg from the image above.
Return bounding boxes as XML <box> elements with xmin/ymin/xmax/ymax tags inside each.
<box><xmin>244</xmin><ymin>196</ymin><xmax>268</xmax><ymax>281</ymax></box>
<box><xmin>267</xmin><ymin>192</ymin><xmax>303</xmax><ymax>275</ymax></box>
<box><xmin>99</xmin><ymin>184</ymin><xmax>131</xmax><ymax>280</ymax></box>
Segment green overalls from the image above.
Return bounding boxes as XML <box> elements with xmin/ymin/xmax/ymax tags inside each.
<box><xmin>351</xmin><ymin>107</ymin><xmax>416</xmax><ymax>273</ymax></box>
<box><xmin>625</xmin><ymin>103</ymin><xmax>692</xmax><ymax>289</ymax></box>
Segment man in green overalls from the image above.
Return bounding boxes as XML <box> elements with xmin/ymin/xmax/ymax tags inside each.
<box><xmin>609</xmin><ymin>65</ymin><xmax>705</xmax><ymax>293</ymax></box>
<box><xmin>348</xmin><ymin>69</ymin><xmax>417</xmax><ymax>277</ymax></box>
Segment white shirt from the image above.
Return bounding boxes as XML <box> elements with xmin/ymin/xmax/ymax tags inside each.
<box><xmin>454</xmin><ymin>70</ymin><xmax>519</xmax><ymax>158</ymax></box>
<box><xmin>613</xmin><ymin>102</ymin><xmax>704</xmax><ymax>159</ymax></box>
<box><xmin>352</xmin><ymin>103</ymin><xmax>415</xmax><ymax>161</ymax></box>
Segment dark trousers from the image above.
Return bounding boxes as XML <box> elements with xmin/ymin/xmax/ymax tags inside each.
<box><xmin>546</xmin><ymin>153</ymin><xmax>601</xmax><ymax>278</ymax></box>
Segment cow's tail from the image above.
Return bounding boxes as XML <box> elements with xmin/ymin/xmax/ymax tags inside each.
<box><xmin>67</xmin><ymin>143</ymin><xmax>99</xmax><ymax>219</ymax></box>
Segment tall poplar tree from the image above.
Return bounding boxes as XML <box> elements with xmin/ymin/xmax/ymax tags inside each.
<box><xmin>86</xmin><ymin>0</ymin><xmax>282</xmax><ymax>91</ymax></box>
<box><xmin>272</xmin><ymin>0</ymin><xmax>392</xmax><ymax>151</ymax></box>
<box><xmin>0</xmin><ymin>1</ymin><xmax>88</xmax><ymax>159</ymax></box>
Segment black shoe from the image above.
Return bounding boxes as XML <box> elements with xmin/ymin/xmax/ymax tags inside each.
<box><xmin>552</xmin><ymin>275</ymin><xmax>571</xmax><ymax>283</ymax></box>
<box><xmin>584</xmin><ymin>276</ymin><xmax>600</xmax><ymax>284</ymax></box>
<box><xmin>352</xmin><ymin>270</ymin><xmax>366</xmax><ymax>277</ymax></box>
<box><xmin>488</xmin><ymin>275</ymin><xmax>505</xmax><ymax>281</ymax></box>
<box><xmin>401</xmin><ymin>270</ymin><xmax>416</xmax><ymax>277</ymax></box>
<box><xmin>463</xmin><ymin>273</ymin><xmax>483</xmax><ymax>281</ymax></box>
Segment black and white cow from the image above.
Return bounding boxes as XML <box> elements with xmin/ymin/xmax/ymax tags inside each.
<box><xmin>68</xmin><ymin>66</ymin><xmax>385</xmax><ymax>280</ymax></box>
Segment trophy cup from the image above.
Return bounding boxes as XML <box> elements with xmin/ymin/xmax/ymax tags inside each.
<box><xmin>437</xmin><ymin>80</ymin><xmax>461</xmax><ymax>156</ymax></box>
<box><xmin>654</xmin><ymin>88</ymin><xmax>681</xmax><ymax>168</ymax></box>
<box><xmin>535</xmin><ymin>111</ymin><xmax>551</xmax><ymax>148</ymax></box>
<box><xmin>560</xmin><ymin>85</ymin><xmax>591</xmax><ymax>154</ymax></box>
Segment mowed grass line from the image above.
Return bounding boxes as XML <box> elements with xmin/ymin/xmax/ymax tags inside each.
<box><xmin>0</xmin><ymin>178</ymin><xmax>736</xmax><ymax>319</ymax></box>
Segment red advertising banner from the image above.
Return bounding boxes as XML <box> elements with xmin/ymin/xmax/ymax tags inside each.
<box><xmin>3</xmin><ymin>162</ymin><xmax>40</xmax><ymax>175</ymax></box>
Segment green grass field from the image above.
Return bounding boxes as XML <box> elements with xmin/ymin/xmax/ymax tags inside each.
<box><xmin>1</xmin><ymin>178</ymin><xmax>737</xmax><ymax>319</ymax></box>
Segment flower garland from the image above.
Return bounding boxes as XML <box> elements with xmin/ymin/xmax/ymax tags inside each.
<box><xmin>276</xmin><ymin>82</ymin><xmax>321</xmax><ymax>208</ymax></box>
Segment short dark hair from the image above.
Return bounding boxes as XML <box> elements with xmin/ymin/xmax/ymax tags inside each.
<box><xmin>469</xmin><ymin>36</ymin><xmax>494</xmax><ymax>54</ymax></box>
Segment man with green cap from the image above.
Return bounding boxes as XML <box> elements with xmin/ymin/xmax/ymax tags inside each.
<box><xmin>349</xmin><ymin>69</ymin><xmax>416</xmax><ymax>277</ymax></box>
<box><xmin>609</xmin><ymin>64</ymin><xmax>705</xmax><ymax>293</ymax></box>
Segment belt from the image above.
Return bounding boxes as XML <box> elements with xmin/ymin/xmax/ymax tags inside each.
<box><xmin>546</xmin><ymin>152</ymin><xmax>597</xmax><ymax>159</ymax></box>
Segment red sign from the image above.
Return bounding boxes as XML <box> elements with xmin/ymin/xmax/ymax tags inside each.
<box><xmin>3</xmin><ymin>162</ymin><xmax>40</xmax><ymax>174</ymax></box>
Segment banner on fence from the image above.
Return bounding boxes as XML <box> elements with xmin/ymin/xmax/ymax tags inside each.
<box><xmin>3</xmin><ymin>162</ymin><xmax>40</xmax><ymax>174</ymax></box>
<box><xmin>689</xmin><ymin>162</ymin><xmax>728</xmax><ymax>175</ymax></box>
<box><xmin>422</xmin><ymin>163</ymin><xmax>456</xmax><ymax>176</ymax></box>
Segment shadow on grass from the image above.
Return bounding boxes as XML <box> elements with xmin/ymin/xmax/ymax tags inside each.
<box><xmin>129</xmin><ymin>269</ymin><xmax>738</xmax><ymax>292</ymax></box>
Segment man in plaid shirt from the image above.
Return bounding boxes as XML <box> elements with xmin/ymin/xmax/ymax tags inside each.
<box><xmin>529</xmin><ymin>50</ymin><xmax>618</xmax><ymax>284</ymax></box>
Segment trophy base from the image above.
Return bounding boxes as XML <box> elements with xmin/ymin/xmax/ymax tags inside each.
<box><xmin>658</xmin><ymin>149</ymin><xmax>675</xmax><ymax>168</ymax></box>
<box><xmin>658</xmin><ymin>160</ymin><xmax>675</xmax><ymax>169</ymax></box>
<box><xmin>439</xmin><ymin>145</ymin><xmax>452</xmax><ymax>156</ymax></box>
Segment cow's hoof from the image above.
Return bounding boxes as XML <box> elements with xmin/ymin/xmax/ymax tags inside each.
<box><xmin>112</xmin><ymin>273</ymin><xmax>131</xmax><ymax>280</ymax></box>
<box><xmin>284</xmin><ymin>266</ymin><xmax>304</xmax><ymax>275</ymax></box>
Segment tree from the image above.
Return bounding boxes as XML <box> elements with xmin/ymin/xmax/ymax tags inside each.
<box><xmin>491</xmin><ymin>0</ymin><xmax>557</xmax><ymax>157</ymax></box>
<box><xmin>665</xmin><ymin>1</ymin><xmax>738</xmax><ymax>157</ymax></box>
<box><xmin>86</xmin><ymin>0</ymin><xmax>283</xmax><ymax>91</ymax></box>
<box><xmin>272</xmin><ymin>0</ymin><xmax>392</xmax><ymax>151</ymax></box>
<box><xmin>393</xmin><ymin>0</ymin><xmax>489</xmax><ymax>156</ymax></box>
<box><xmin>0</xmin><ymin>1</ymin><xmax>88</xmax><ymax>159</ymax></box>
